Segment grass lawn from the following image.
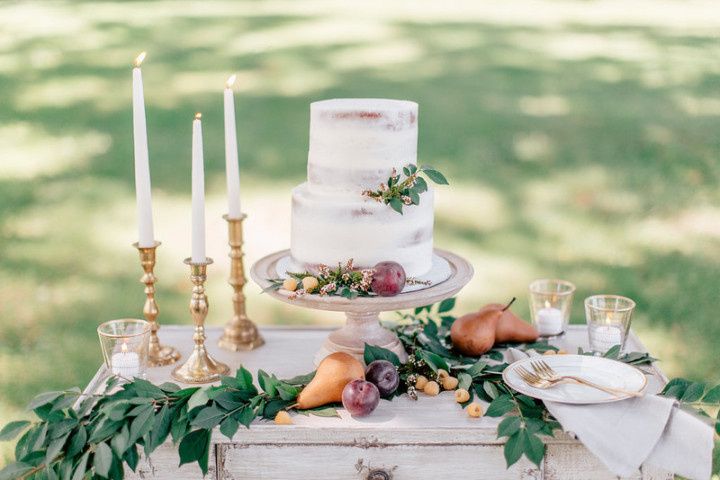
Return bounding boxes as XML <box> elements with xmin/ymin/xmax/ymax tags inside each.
<box><xmin>1</xmin><ymin>0</ymin><xmax>720</xmax><ymax>469</ymax></box>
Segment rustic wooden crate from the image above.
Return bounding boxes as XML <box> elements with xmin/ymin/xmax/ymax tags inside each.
<box><xmin>84</xmin><ymin>326</ymin><xmax>671</xmax><ymax>479</ymax></box>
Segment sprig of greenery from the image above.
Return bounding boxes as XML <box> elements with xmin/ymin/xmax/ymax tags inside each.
<box><xmin>362</xmin><ymin>163</ymin><xmax>449</xmax><ymax>214</ymax></box>
<box><xmin>265</xmin><ymin>259</ymin><xmax>375</xmax><ymax>299</ymax></box>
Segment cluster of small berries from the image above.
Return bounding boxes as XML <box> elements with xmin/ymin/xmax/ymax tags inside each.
<box><xmin>412</xmin><ymin>368</ymin><xmax>484</xmax><ymax>418</ymax></box>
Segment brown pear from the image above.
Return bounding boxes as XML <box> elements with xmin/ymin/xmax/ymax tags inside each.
<box><xmin>295</xmin><ymin>352</ymin><xmax>365</xmax><ymax>409</ymax></box>
<box><xmin>450</xmin><ymin>304</ymin><xmax>505</xmax><ymax>356</ymax></box>
<box><xmin>495</xmin><ymin>303</ymin><xmax>539</xmax><ymax>344</ymax></box>
<box><xmin>450</xmin><ymin>298</ymin><xmax>538</xmax><ymax>356</ymax></box>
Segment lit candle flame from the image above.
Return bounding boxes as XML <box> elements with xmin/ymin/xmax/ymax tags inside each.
<box><xmin>133</xmin><ymin>51</ymin><xmax>147</xmax><ymax>68</ymax></box>
<box><xmin>225</xmin><ymin>74</ymin><xmax>237</xmax><ymax>89</ymax></box>
<box><xmin>121</xmin><ymin>341</ymin><xmax>128</xmax><ymax>353</ymax></box>
<box><xmin>195</xmin><ymin>112</ymin><xmax>202</xmax><ymax>120</ymax></box>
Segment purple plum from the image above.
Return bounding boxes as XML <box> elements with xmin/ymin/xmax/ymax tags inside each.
<box><xmin>342</xmin><ymin>379</ymin><xmax>380</xmax><ymax>417</ymax></box>
<box><xmin>365</xmin><ymin>360</ymin><xmax>400</xmax><ymax>398</ymax></box>
<box><xmin>371</xmin><ymin>261</ymin><xmax>406</xmax><ymax>297</ymax></box>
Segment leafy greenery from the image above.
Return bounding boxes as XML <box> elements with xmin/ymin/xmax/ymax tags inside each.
<box><xmin>0</xmin><ymin>367</ymin><xmax>325</xmax><ymax>479</ymax></box>
<box><xmin>362</xmin><ymin>163</ymin><xmax>449</xmax><ymax>214</ymax></box>
<box><xmin>2</xmin><ymin>299</ymin><xmax>718</xmax><ymax>477</ymax></box>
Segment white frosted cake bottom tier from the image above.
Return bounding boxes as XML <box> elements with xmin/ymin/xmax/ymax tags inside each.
<box><xmin>290</xmin><ymin>183</ymin><xmax>434</xmax><ymax>277</ymax></box>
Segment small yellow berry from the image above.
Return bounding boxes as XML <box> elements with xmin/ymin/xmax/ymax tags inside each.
<box><xmin>301</xmin><ymin>276</ymin><xmax>319</xmax><ymax>293</ymax></box>
<box><xmin>467</xmin><ymin>402</ymin><xmax>484</xmax><ymax>418</ymax></box>
<box><xmin>442</xmin><ymin>376</ymin><xmax>459</xmax><ymax>391</ymax></box>
<box><xmin>543</xmin><ymin>349</ymin><xmax>557</xmax><ymax>356</ymax></box>
<box><xmin>423</xmin><ymin>381</ymin><xmax>440</xmax><ymax>396</ymax></box>
<box><xmin>437</xmin><ymin>369</ymin><xmax>450</xmax><ymax>380</ymax></box>
<box><xmin>455</xmin><ymin>388</ymin><xmax>470</xmax><ymax>403</ymax></box>
<box><xmin>282</xmin><ymin>278</ymin><xmax>298</xmax><ymax>291</ymax></box>
<box><xmin>274</xmin><ymin>411</ymin><xmax>293</xmax><ymax>425</ymax></box>
<box><xmin>415</xmin><ymin>375</ymin><xmax>428</xmax><ymax>390</ymax></box>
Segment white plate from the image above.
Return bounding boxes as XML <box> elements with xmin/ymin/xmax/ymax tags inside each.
<box><xmin>274</xmin><ymin>252</ymin><xmax>452</xmax><ymax>293</ymax></box>
<box><xmin>502</xmin><ymin>355</ymin><xmax>647</xmax><ymax>404</ymax></box>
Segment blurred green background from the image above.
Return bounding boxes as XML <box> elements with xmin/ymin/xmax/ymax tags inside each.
<box><xmin>1</xmin><ymin>0</ymin><xmax>719</xmax><ymax>465</ymax></box>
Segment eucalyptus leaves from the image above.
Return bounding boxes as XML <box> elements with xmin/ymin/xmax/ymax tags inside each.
<box><xmin>362</xmin><ymin>163</ymin><xmax>448</xmax><ymax>214</ymax></box>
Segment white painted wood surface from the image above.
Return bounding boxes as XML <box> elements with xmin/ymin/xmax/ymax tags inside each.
<box><xmin>84</xmin><ymin>326</ymin><xmax>672</xmax><ymax>480</ymax></box>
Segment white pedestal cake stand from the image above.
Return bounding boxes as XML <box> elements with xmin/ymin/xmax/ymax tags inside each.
<box><xmin>251</xmin><ymin>248</ymin><xmax>474</xmax><ymax>365</ymax></box>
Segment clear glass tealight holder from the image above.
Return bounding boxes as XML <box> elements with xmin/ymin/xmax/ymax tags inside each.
<box><xmin>529</xmin><ymin>279</ymin><xmax>576</xmax><ymax>337</ymax></box>
<box><xmin>97</xmin><ymin>319</ymin><xmax>151</xmax><ymax>379</ymax></box>
<box><xmin>585</xmin><ymin>295</ymin><xmax>636</xmax><ymax>354</ymax></box>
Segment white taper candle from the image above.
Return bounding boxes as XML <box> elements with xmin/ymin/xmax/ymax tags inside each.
<box><xmin>132</xmin><ymin>52</ymin><xmax>155</xmax><ymax>247</ymax></box>
<box><xmin>224</xmin><ymin>75</ymin><xmax>242</xmax><ymax>218</ymax></box>
<box><xmin>191</xmin><ymin>113</ymin><xmax>206</xmax><ymax>263</ymax></box>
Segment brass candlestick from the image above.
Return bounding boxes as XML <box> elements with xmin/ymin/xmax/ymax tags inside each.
<box><xmin>133</xmin><ymin>241</ymin><xmax>180</xmax><ymax>367</ymax></box>
<box><xmin>218</xmin><ymin>214</ymin><xmax>265</xmax><ymax>351</ymax></box>
<box><xmin>172</xmin><ymin>258</ymin><xmax>229</xmax><ymax>384</ymax></box>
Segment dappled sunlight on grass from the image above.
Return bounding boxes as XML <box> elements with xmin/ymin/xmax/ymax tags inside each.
<box><xmin>2</xmin><ymin>1</ymin><xmax>720</xmax><ymax>458</ymax></box>
<box><xmin>0</xmin><ymin>123</ymin><xmax>111</xmax><ymax>178</ymax></box>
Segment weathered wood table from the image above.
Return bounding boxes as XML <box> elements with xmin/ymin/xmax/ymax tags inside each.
<box><xmin>85</xmin><ymin>325</ymin><xmax>671</xmax><ymax>480</ymax></box>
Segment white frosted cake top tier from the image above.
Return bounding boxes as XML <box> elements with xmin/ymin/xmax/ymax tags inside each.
<box><xmin>308</xmin><ymin>98</ymin><xmax>418</xmax><ymax>191</ymax></box>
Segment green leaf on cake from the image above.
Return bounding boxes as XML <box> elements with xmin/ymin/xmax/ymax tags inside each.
<box><xmin>422</xmin><ymin>167</ymin><xmax>449</xmax><ymax>185</ymax></box>
<box><xmin>388</xmin><ymin>197</ymin><xmax>404</xmax><ymax>214</ymax></box>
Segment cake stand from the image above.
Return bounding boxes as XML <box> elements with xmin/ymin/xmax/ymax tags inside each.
<box><xmin>251</xmin><ymin>249</ymin><xmax>474</xmax><ymax>365</ymax></box>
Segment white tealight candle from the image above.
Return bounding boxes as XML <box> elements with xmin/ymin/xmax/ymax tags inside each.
<box><xmin>191</xmin><ymin>113</ymin><xmax>206</xmax><ymax>263</ymax></box>
<box><xmin>111</xmin><ymin>342</ymin><xmax>140</xmax><ymax>377</ymax></box>
<box><xmin>132</xmin><ymin>52</ymin><xmax>155</xmax><ymax>247</ymax></box>
<box><xmin>536</xmin><ymin>306</ymin><xmax>563</xmax><ymax>336</ymax></box>
<box><xmin>590</xmin><ymin>324</ymin><xmax>623</xmax><ymax>353</ymax></box>
<box><xmin>224</xmin><ymin>75</ymin><xmax>242</xmax><ymax>219</ymax></box>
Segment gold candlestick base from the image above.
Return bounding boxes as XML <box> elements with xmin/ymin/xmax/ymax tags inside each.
<box><xmin>172</xmin><ymin>258</ymin><xmax>229</xmax><ymax>384</ymax></box>
<box><xmin>133</xmin><ymin>241</ymin><xmax>181</xmax><ymax>367</ymax></box>
<box><xmin>218</xmin><ymin>214</ymin><xmax>265</xmax><ymax>351</ymax></box>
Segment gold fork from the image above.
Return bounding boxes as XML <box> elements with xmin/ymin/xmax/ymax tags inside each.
<box><xmin>529</xmin><ymin>359</ymin><xmax>643</xmax><ymax>398</ymax></box>
<box><xmin>514</xmin><ymin>365</ymin><xmax>623</xmax><ymax>399</ymax></box>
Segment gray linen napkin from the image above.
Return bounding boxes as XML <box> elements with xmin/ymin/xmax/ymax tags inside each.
<box><xmin>506</xmin><ymin>348</ymin><xmax>713</xmax><ymax>479</ymax></box>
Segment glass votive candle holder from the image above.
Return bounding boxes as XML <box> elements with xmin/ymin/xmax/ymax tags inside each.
<box><xmin>584</xmin><ymin>295</ymin><xmax>636</xmax><ymax>354</ymax></box>
<box><xmin>529</xmin><ymin>279</ymin><xmax>576</xmax><ymax>337</ymax></box>
<box><xmin>97</xmin><ymin>319</ymin><xmax>151</xmax><ymax>379</ymax></box>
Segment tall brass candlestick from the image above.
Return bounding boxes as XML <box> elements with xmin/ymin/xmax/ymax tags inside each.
<box><xmin>172</xmin><ymin>258</ymin><xmax>229</xmax><ymax>384</ymax></box>
<box><xmin>218</xmin><ymin>214</ymin><xmax>265</xmax><ymax>351</ymax></box>
<box><xmin>133</xmin><ymin>241</ymin><xmax>180</xmax><ymax>367</ymax></box>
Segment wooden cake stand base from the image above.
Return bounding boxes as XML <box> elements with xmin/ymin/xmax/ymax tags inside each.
<box><xmin>251</xmin><ymin>249</ymin><xmax>474</xmax><ymax>365</ymax></box>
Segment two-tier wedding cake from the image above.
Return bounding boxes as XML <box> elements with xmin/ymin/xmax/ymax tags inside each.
<box><xmin>290</xmin><ymin>98</ymin><xmax>434</xmax><ymax>278</ymax></box>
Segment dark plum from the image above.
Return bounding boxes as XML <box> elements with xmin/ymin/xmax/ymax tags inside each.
<box><xmin>341</xmin><ymin>380</ymin><xmax>380</xmax><ymax>417</ymax></box>
<box><xmin>365</xmin><ymin>360</ymin><xmax>400</xmax><ymax>397</ymax></box>
<box><xmin>370</xmin><ymin>261</ymin><xmax>406</xmax><ymax>297</ymax></box>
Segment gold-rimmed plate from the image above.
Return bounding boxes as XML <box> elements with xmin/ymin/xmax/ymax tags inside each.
<box><xmin>503</xmin><ymin>354</ymin><xmax>647</xmax><ymax>404</ymax></box>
